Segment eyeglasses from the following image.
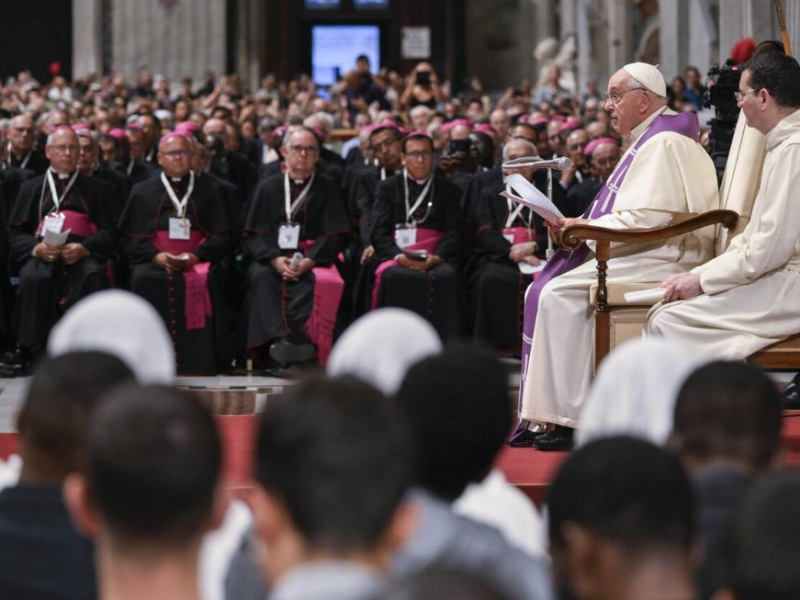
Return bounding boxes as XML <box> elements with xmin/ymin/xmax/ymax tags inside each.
<box><xmin>602</xmin><ymin>87</ymin><xmax>645</xmax><ymax>105</ymax></box>
<box><xmin>405</xmin><ymin>150</ymin><xmax>433</xmax><ymax>160</ymax></box>
<box><xmin>734</xmin><ymin>88</ymin><xmax>760</xmax><ymax>101</ymax></box>
<box><xmin>49</xmin><ymin>144</ymin><xmax>79</xmax><ymax>154</ymax></box>
<box><xmin>288</xmin><ymin>145</ymin><xmax>318</xmax><ymax>155</ymax></box>
<box><xmin>160</xmin><ymin>150</ymin><xmax>191</xmax><ymax>158</ymax></box>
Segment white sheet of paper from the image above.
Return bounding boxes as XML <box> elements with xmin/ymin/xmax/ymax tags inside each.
<box><xmin>623</xmin><ymin>288</ymin><xmax>666</xmax><ymax>304</ymax></box>
<box><xmin>500</xmin><ymin>173</ymin><xmax>565</xmax><ymax>224</ymax></box>
<box><xmin>518</xmin><ymin>260</ymin><xmax>546</xmax><ymax>275</ymax></box>
<box><xmin>43</xmin><ymin>227</ymin><xmax>70</xmax><ymax>248</ymax></box>
<box><xmin>395</xmin><ymin>227</ymin><xmax>417</xmax><ymax>249</ymax></box>
<box><xmin>278</xmin><ymin>224</ymin><xmax>301</xmax><ymax>249</ymax></box>
<box><xmin>169</xmin><ymin>217</ymin><xmax>192</xmax><ymax>241</ymax></box>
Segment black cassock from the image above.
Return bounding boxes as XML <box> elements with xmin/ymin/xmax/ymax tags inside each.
<box><xmin>471</xmin><ymin>182</ymin><xmax>549</xmax><ymax>350</ymax></box>
<box><xmin>242</xmin><ymin>173</ymin><xmax>349</xmax><ymax>362</ymax></box>
<box><xmin>119</xmin><ymin>174</ymin><xmax>233</xmax><ymax>374</ymax></box>
<box><xmin>369</xmin><ymin>172</ymin><xmax>465</xmax><ymax>340</ymax></box>
<box><xmin>9</xmin><ymin>172</ymin><xmax>116</xmax><ymax>349</ymax></box>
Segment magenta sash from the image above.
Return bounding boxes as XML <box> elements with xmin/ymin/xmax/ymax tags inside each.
<box><xmin>516</xmin><ymin>110</ymin><xmax>701</xmax><ymax>416</ymax></box>
<box><xmin>371</xmin><ymin>228</ymin><xmax>444</xmax><ymax>310</ymax></box>
<box><xmin>503</xmin><ymin>226</ymin><xmax>534</xmax><ymax>246</ymax></box>
<box><xmin>297</xmin><ymin>240</ymin><xmax>344</xmax><ymax>365</ymax></box>
<box><xmin>152</xmin><ymin>231</ymin><xmax>213</xmax><ymax>331</ymax></box>
<box><xmin>37</xmin><ymin>209</ymin><xmax>98</xmax><ymax>239</ymax></box>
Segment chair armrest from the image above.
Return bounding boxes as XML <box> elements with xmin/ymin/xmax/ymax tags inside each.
<box><xmin>557</xmin><ymin>209</ymin><xmax>739</xmax><ymax>251</ymax></box>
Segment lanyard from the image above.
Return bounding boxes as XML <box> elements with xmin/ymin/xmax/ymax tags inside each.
<box><xmin>7</xmin><ymin>143</ymin><xmax>31</xmax><ymax>170</ymax></box>
<box><xmin>504</xmin><ymin>182</ymin><xmax>532</xmax><ymax>229</ymax></box>
<box><xmin>403</xmin><ymin>169</ymin><xmax>434</xmax><ymax>225</ymax></box>
<box><xmin>127</xmin><ymin>159</ymin><xmax>135</xmax><ymax>176</ymax></box>
<box><xmin>42</xmin><ymin>169</ymin><xmax>79</xmax><ymax>215</ymax></box>
<box><xmin>161</xmin><ymin>171</ymin><xmax>195</xmax><ymax>219</ymax></box>
<box><xmin>284</xmin><ymin>171</ymin><xmax>315</xmax><ymax>224</ymax></box>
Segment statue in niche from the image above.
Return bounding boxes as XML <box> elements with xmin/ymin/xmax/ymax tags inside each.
<box><xmin>533</xmin><ymin>34</ymin><xmax>578</xmax><ymax>94</ymax></box>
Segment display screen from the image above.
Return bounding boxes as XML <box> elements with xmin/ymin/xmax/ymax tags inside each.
<box><xmin>305</xmin><ymin>0</ymin><xmax>341</xmax><ymax>9</ymax></box>
<box><xmin>311</xmin><ymin>25</ymin><xmax>380</xmax><ymax>86</ymax></box>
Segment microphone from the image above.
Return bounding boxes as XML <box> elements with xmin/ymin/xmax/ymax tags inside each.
<box><xmin>290</xmin><ymin>252</ymin><xmax>303</xmax><ymax>269</ymax></box>
<box><xmin>502</xmin><ymin>155</ymin><xmax>573</xmax><ymax>170</ymax></box>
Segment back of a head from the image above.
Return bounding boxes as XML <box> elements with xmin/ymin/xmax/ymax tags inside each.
<box><xmin>671</xmin><ymin>361</ymin><xmax>781</xmax><ymax>473</ymax></box>
<box><xmin>720</xmin><ymin>474</ymin><xmax>800</xmax><ymax>600</ymax></box>
<box><xmin>327</xmin><ymin>308</ymin><xmax>442</xmax><ymax>395</ymax></box>
<box><xmin>86</xmin><ymin>385</ymin><xmax>221</xmax><ymax>549</ymax></box>
<box><xmin>548</xmin><ymin>436</ymin><xmax>695</xmax><ymax>557</ymax></box>
<box><xmin>19</xmin><ymin>352</ymin><xmax>135</xmax><ymax>481</ymax></box>
<box><xmin>394</xmin><ymin>344</ymin><xmax>512</xmax><ymax>501</ymax></box>
<box><xmin>576</xmin><ymin>339</ymin><xmax>699</xmax><ymax>448</ymax></box>
<box><xmin>383</xmin><ymin>567</ymin><xmax>513</xmax><ymax>600</ymax></box>
<box><xmin>256</xmin><ymin>376</ymin><xmax>413</xmax><ymax>554</ymax></box>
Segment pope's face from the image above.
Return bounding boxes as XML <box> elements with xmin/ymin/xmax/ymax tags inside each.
<box><xmin>605</xmin><ymin>70</ymin><xmax>649</xmax><ymax>137</ymax></box>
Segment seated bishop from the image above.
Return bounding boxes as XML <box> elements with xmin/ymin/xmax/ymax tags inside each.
<box><xmin>119</xmin><ymin>131</ymin><xmax>234</xmax><ymax>375</ymax></box>
<box><xmin>368</xmin><ymin>131</ymin><xmax>465</xmax><ymax>340</ymax></box>
<box><xmin>242</xmin><ymin>126</ymin><xmax>349</xmax><ymax>369</ymax></box>
<box><xmin>7</xmin><ymin>127</ymin><xmax>115</xmax><ymax>365</ymax></box>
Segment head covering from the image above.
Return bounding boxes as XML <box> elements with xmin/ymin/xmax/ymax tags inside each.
<box><xmin>174</xmin><ymin>121</ymin><xmax>200</xmax><ymax>134</ymax></box>
<box><xmin>108</xmin><ymin>127</ymin><xmax>127</xmax><ymax>140</ymax></box>
<box><xmin>327</xmin><ymin>308</ymin><xmax>442</xmax><ymax>395</ymax></box>
<box><xmin>576</xmin><ymin>338</ymin><xmax>701</xmax><ymax>448</ymax></box>
<box><xmin>584</xmin><ymin>136</ymin><xmax>619</xmax><ymax>158</ymax></box>
<box><xmin>370</xmin><ymin>120</ymin><xmax>405</xmax><ymax>138</ymax></box>
<box><xmin>159</xmin><ymin>130</ymin><xmax>191</xmax><ymax>145</ymax></box>
<box><xmin>71</xmin><ymin>123</ymin><xmax>91</xmax><ymax>132</ymax></box>
<box><xmin>621</xmin><ymin>62</ymin><xmax>667</xmax><ymax>98</ymax></box>
<box><xmin>732</xmin><ymin>37</ymin><xmax>757</xmax><ymax>65</ymax></box>
<box><xmin>528</xmin><ymin>117</ymin><xmax>549</xmax><ymax>130</ymax></box>
<box><xmin>474</xmin><ymin>123</ymin><xmax>498</xmax><ymax>137</ymax></box>
<box><xmin>48</xmin><ymin>290</ymin><xmax>175</xmax><ymax>384</ymax></box>
<box><xmin>125</xmin><ymin>121</ymin><xmax>144</xmax><ymax>131</ymax></box>
<box><xmin>558</xmin><ymin>119</ymin><xmax>581</xmax><ymax>133</ymax></box>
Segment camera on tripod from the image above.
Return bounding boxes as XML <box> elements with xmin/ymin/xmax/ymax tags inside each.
<box><xmin>704</xmin><ymin>59</ymin><xmax>742</xmax><ymax>181</ymax></box>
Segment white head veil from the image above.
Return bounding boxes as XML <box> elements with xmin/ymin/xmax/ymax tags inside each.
<box><xmin>576</xmin><ymin>338</ymin><xmax>701</xmax><ymax>448</ymax></box>
<box><xmin>327</xmin><ymin>308</ymin><xmax>442</xmax><ymax>395</ymax></box>
<box><xmin>48</xmin><ymin>290</ymin><xmax>175</xmax><ymax>384</ymax></box>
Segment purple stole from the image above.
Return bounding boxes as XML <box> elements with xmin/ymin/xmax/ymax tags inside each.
<box><xmin>516</xmin><ymin>111</ymin><xmax>700</xmax><ymax>414</ymax></box>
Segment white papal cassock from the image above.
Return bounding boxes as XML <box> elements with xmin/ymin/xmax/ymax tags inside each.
<box><xmin>519</xmin><ymin>108</ymin><xmax>719</xmax><ymax>427</ymax></box>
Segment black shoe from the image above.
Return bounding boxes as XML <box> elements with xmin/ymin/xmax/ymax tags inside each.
<box><xmin>0</xmin><ymin>349</ymin><xmax>28</xmax><ymax>377</ymax></box>
<box><xmin>782</xmin><ymin>376</ymin><xmax>800</xmax><ymax>410</ymax></box>
<box><xmin>508</xmin><ymin>428</ymin><xmax>549</xmax><ymax>447</ymax></box>
<box><xmin>268</xmin><ymin>339</ymin><xmax>315</xmax><ymax>366</ymax></box>
<box><xmin>531</xmin><ymin>427</ymin><xmax>575</xmax><ymax>451</ymax></box>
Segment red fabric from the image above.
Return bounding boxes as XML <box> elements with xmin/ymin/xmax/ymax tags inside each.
<box><xmin>298</xmin><ymin>240</ymin><xmax>344</xmax><ymax>365</ymax></box>
<box><xmin>152</xmin><ymin>231</ymin><xmax>213</xmax><ymax>330</ymax></box>
<box><xmin>371</xmin><ymin>228</ymin><xmax>444</xmax><ymax>310</ymax></box>
<box><xmin>37</xmin><ymin>210</ymin><xmax>98</xmax><ymax>239</ymax></box>
<box><xmin>502</xmin><ymin>226</ymin><xmax>534</xmax><ymax>246</ymax></box>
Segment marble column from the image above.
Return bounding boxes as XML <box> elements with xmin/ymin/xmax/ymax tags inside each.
<box><xmin>660</xmin><ymin>0</ymin><xmax>689</xmax><ymax>78</ymax></box>
<box><xmin>607</xmin><ymin>0</ymin><xmax>631</xmax><ymax>74</ymax></box>
<box><xmin>73</xmin><ymin>0</ymin><xmax>104</xmax><ymax>79</ymax></box>
<box><xmin>688</xmin><ymin>0</ymin><xmax>717</xmax><ymax>72</ymax></box>
<box><xmin>236</xmin><ymin>0</ymin><xmax>263</xmax><ymax>91</ymax></box>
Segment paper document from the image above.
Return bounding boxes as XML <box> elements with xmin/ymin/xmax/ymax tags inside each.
<box><xmin>43</xmin><ymin>228</ymin><xmax>70</xmax><ymax>248</ymax></box>
<box><xmin>500</xmin><ymin>173</ymin><xmax>565</xmax><ymax>224</ymax></box>
<box><xmin>519</xmin><ymin>260</ymin><xmax>547</xmax><ymax>275</ymax></box>
<box><xmin>623</xmin><ymin>288</ymin><xmax>665</xmax><ymax>304</ymax></box>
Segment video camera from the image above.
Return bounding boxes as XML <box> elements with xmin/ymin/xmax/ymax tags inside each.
<box><xmin>703</xmin><ymin>59</ymin><xmax>742</xmax><ymax>181</ymax></box>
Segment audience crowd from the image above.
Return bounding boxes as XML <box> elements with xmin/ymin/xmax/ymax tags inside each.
<box><xmin>0</xmin><ymin>57</ymin><xmax>712</xmax><ymax>375</ymax></box>
<box><xmin>1</xmin><ymin>51</ymin><xmax>799</xmax><ymax>600</ymax></box>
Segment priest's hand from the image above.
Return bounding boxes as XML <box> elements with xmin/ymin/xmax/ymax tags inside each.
<box><xmin>271</xmin><ymin>256</ymin><xmax>303</xmax><ymax>281</ymax></box>
<box><xmin>60</xmin><ymin>243</ymin><xmax>89</xmax><ymax>265</ymax></box>
<box><xmin>360</xmin><ymin>245</ymin><xmax>375</xmax><ymax>264</ymax></box>
<box><xmin>396</xmin><ymin>253</ymin><xmax>441</xmax><ymax>272</ymax></box>
<box><xmin>661</xmin><ymin>272</ymin><xmax>703</xmax><ymax>302</ymax></box>
<box><xmin>154</xmin><ymin>252</ymin><xmax>177</xmax><ymax>272</ymax></box>
<box><xmin>295</xmin><ymin>258</ymin><xmax>315</xmax><ymax>278</ymax></box>
<box><xmin>166</xmin><ymin>253</ymin><xmax>200</xmax><ymax>271</ymax></box>
<box><xmin>509</xmin><ymin>241</ymin><xmax>538</xmax><ymax>263</ymax></box>
<box><xmin>34</xmin><ymin>243</ymin><xmax>61</xmax><ymax>264</ymax></box>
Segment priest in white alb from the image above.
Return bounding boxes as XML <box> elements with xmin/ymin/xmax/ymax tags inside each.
<box><xmin>513</xmin><ymin>63</ymin><xmax>719</xmax><ymax>450</ymax></box>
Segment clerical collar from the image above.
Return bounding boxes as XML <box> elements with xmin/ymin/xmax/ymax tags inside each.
<box><xmin>630</xmin><ymin>105</ymin><xmax>673</xmax><ymax>141</ymax></box>
<box><xmin>408</xmin><ymin>174</ymin><xmax>431</xmax><ymax>186</ymax></box>
<box><xmin>51</xmin><ymin>169</ymin><xmax>73</xmax><ymax>180</ymax></box>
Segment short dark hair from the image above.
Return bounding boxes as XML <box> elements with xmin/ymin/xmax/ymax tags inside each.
<box><xmin>720</xmin><ymin>474</ymin><xmax>800</xmax><ymax>600</ymax></box>
<box><xmin>402</xmin><ymin>133</ymin><xmax>434</xmax><ymax>153</ymax></box>
<box><xmin>18</xmin><ymin>352</ymin><xmax>135</xmax><ymax>480</ymax></box>
<box><xmin>255</xmin><ymin>376</ymin><xmax>414</xmax><ymax>553</ymax></box>
<box><xmin>86</xmin><ymin>385</ymin><xmax>221</xmax><ymax>547</ymax></box>
<box><xmin>548</xmin><ymin>436</ymin><xmax>695</xmax><ymax>555</ymax></box>
<box><xmin>672</xmin><ymin>361</ymin><xmax>781</xmax><ymax>471</ymax></box>
<box><xmin>394</xmin><ymin>344</ymin><xmax>512</xmax><ymax>501</ymax></box>
<box><xmin>743</xmin><ymin>52</ymin><xmax>800</xmax><ymax>109</ymax></box>
<box><xmin>211</xmin><ymin>105</ymin><xmax>233</xmax><ymax>121</ymax></box>
<box><xmin>383</xmin><ymin>567</ymin><xmax>511</xmax><ymax>600</ymax></box>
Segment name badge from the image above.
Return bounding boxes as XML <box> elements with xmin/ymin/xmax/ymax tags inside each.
<box><xmin>169</xmin><ymin>217</ymin><xmax>191</xmax><ymax>240</ymax></box>
<box><xmin>503</xmin><ymin>233</ymin><xmax>515</xmax><ymax>244</ymax></box>
<box><xmin>278</xmin><ymin>224</ymin><xmax>301</xmax><ymax>250</ymax></box>
<box><xmin>395</xmin><ymin>227</ymin><xmax>417</xmax><ymax>249</ymax></box>
<box><xmin>42</xmin><ymin>214</ymin><xmax>66</xmax><ymax>236</ymax></box>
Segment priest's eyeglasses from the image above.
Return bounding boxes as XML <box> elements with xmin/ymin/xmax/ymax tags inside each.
<box><xmin>602</xmin><ymin>87</ymin><xmax>645</xmax><ymax>105</ymax></box>
<box><xmin>161</xmin><ymin>150</ymin><xmax>191</xmax><ymax>158</ymax></box>
<box><xmin>288</xmin><ymin>145</ymin><xmax>319</xmax><ymax>155</ymax></box>
<box><xmin>734</xmin><ymin>88</ymin><xmax>760</xmax><ymax>101</ymax></box>
<box><xmin>406</xmin><ymin>150</ymin><xmax>433</xmax><ymax>160</ymax></box>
